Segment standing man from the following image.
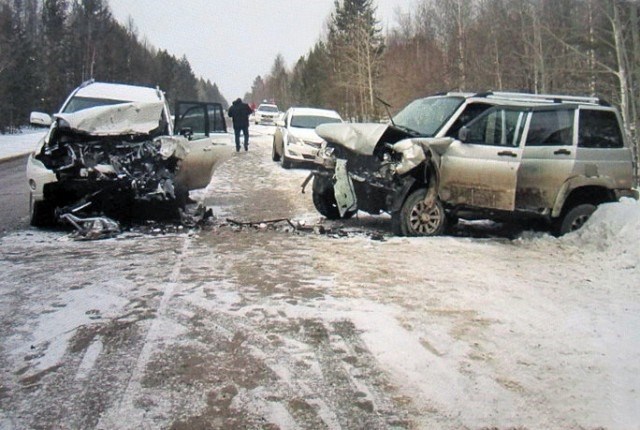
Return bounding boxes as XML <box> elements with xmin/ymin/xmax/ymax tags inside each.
<box><xmin>227</xmin><ymin>98</ymin><xmax>253</xmax><ymax>152</ymax></box>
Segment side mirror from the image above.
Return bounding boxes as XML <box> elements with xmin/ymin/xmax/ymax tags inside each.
<box><xmin>458</xmin><ymin>126</ymin><xmax>469</xmax><ymax>142</ymax></box>
<box><xmin>30</xmin><ymin>112</ymin><xmax>52</xmax><ymax>127</ymax></box>
<box><xmin>275</xmin><ymin>120</ymin><xmax>285</xmax><ymax>127</ymax></box>
<box><xmin>179</xmin><ymin>127</ymin><xmax>193</xmax><ymax>140</ymax></box>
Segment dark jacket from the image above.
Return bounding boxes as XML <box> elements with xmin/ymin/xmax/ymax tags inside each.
<box><xmin>228</xmin><ymin>98</ymin><xmax>253</xmax><ymax>129</ymax></box>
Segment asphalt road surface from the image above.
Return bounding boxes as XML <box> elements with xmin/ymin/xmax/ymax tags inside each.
<box><xmin>0</xmin><ymin>155</ymin><xmax>29</xmax><ymax>236</ymax></box>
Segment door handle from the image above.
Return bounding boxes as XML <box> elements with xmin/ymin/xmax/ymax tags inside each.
<box><xmin>497</xmin><ymin>150</ymin><xmax>517</xmax><ymax>157</ymax></box>
<box><xmin>554</xmin><ymin>148</ymin><xmax>571</xmax><ymax>155</ymax></box>
<box><xmin>203</xmin><ymin>148</ymin><xmax>213</xmax><ymax>152</ymax></box>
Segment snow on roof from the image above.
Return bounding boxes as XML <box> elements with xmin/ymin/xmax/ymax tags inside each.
<box><xmin>290</xmin><ymin>107</ymin><xmax>342</xmax><ymax>118</ymax></box>
<box><xmin>74</xmin><ymin>82</ymin><xmax>163</xmax><ymax>104</ymax></box>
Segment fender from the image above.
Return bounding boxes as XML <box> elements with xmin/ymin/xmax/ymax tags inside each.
<box><xmin>552</xmin><ymin>175</ymin><xmax>618</xmax><ymax>217</ymax></box>
<box><xmin>389</xmin><ymin>157</ymin><xmax>441</xmax><ymax>213</ymax></box>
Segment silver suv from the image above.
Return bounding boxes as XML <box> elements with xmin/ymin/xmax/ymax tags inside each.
<box><xmin>308</xmin><ymin>92</ymin><xmax>638</xmax><ymax>236</ymax></box>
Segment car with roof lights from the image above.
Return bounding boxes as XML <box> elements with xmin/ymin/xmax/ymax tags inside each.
<box><xmin>254</xmin><ymin>103</ymin><xmax>280</xmax><ymax>125</ymax></box>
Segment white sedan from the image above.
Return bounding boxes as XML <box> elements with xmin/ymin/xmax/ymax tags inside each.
<box><xmin>272</xmin><ymin>107</ymin><xmax>343</xmax><ymax>168</ymax></box>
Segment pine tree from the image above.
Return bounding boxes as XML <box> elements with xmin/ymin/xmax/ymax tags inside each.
<box><xmin>328</xmin><ymin>0</ymin><xmax>384</xmax><ymax>120</ymax></box>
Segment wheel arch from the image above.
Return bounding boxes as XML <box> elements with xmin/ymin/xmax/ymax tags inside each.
<box><xmin>553</xmin><ymin>182</ymin><xmax>616</xmax><ymax>218</ymax></box>
<box><xmin>389</xmin><ymin>158</ymin><xmax>441</xmax><ymax>213</ymax></box>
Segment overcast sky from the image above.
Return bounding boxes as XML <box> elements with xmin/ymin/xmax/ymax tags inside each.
<box><xmin>108</xmin><ymin>0</ymin><xmax>415</xmax><ymax>102</ymax></box>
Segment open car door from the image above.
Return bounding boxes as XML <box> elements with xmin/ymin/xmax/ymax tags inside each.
<box><xmin>173</xmin><ymin>101</ymin><xmax>232</xmax><ymax>190</ymax></box>
<box><xmin>439</xmin><ymin>106</ymin><xmax>527</xmax><ymax>211</ymax></box>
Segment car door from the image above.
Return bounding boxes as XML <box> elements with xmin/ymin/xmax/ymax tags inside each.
<box><xmin>439</xmin><ymin>106</ymin><xmax>527</xmax><ymax>211</ymax></box>
<box><xmin>516</xmin><ymin>107</ymin><xmax>577</xmax><ymax>210</ymax></box>
<box><xmin>173</xmin><ymin>101</ymin><xmax>233</xmax><ymax>190</ymax></box>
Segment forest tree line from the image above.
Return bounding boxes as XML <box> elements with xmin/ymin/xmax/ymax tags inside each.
<box><xmin>0</xmin><ymin>0</ymin><xmax>228</xmax><ymax>133</ymax></box>
<box><xmin>247</xmin><ymin>0</ymin><xmax>639</xmax><ymax>164</ymax></box>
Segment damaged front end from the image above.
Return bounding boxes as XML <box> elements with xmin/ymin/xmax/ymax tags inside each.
<box><xmin>308</xmin><ymin>122</ymin><xmax>453</xmax><ymax>219</ymax></box>
<box><xmin>30</xmin><ymin>102</ymin><xmax>193</xmax><ymax>232</ymax></box>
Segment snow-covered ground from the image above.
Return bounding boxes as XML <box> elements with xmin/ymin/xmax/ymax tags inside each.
<box><xmin>0</xmin><ymin>128</ymin><xmax>639</xmax><ymax>429</ymax></box>
<box><xmin>0</xmin><ymin>128</ymin><xmax>46</xmax><ymax>161</ymax></box>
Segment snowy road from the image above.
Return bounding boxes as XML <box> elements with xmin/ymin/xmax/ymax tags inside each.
<box><xmin>1</xmin><ymin>128</ymin><xmax>639</xmax><ymax>429</ymax></box>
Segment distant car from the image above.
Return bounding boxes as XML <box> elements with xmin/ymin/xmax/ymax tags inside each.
<box><xmin>26</xmin><ymin>80</ymin><xmax>233</xmax><ymax>227</ymax></box>
<box><xmin>272</xmin><ymin>107</ymin><xmax>343</xmax><ymax>168</ymax></box>
<box><xmin>254</xmin><ymin>103</ymin><xmax>280</xmax><ymax>125</ymax></box>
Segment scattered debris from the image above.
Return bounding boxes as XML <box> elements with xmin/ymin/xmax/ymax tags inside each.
<box><xmin>225</xmin><ymin>217</ymin><xmax>386</xmax><ymax>241</ymax></box>
<box><xmin>59</xmin><ymin>213</ymin><xmax>120</xmax><ymax>241</ymax></box>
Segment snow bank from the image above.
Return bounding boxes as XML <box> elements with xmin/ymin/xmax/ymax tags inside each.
<box><xmin>562</xmin><ymin>197</ymin><xmax>640</xmax><ymax>260</ymax></box>
<box><xmin>0</xmin><ymin>128</ymin><xmax>46</xmax><ymax>160</ymax></box>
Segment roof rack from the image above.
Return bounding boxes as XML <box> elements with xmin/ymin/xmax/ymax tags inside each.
<box><xmin>486</xmin><ymin>91</ymin><xmax>601</xmax><ymax>105</ymax></box>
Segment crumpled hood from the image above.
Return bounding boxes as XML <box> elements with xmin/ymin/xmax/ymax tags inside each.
<box><xmin>315</xmin><ymin>123</ymin><xmax>389</xmax><ymax>155</ymax></box>
<box><xmin>54</xmin><ymin>101</ymin><xmax>165</xmax><ymax>136</ymax></box>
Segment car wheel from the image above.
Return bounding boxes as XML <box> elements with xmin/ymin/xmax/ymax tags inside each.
<box><xmin>392</xmin><ymin>188</ymin><xmax>446</xmax><ymax>237</ymax></box>
<box><xmin>29</xmin><ymin>194</ymin><xmax>56</xmax><ymax>227</ymax></box>
<box><xmin>557</xmin><ymin>203</ymin><xmax>596</xmax><ymax>235</ymax></box>
<box><xmin>311</xmin><ymin>176</ymin><xmax>355</xmax><ymax>220</ymax></box>
<box><xmin>281</xmin><ymin>152</ymin><xmax>292</xmax><ymax>169</ymax></box>
<box><xmin>272</xmin><ymin>139</ymin><xmax>281</xmax><ymax>162</ymax></box>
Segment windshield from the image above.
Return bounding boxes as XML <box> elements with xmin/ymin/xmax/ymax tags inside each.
<box><xmin>62</xmin><ymin>96</ymin><xmax>130</xmax><ymax>113</ymax></box>
<box><xmin>290</xmin><ymin>115</ymin><xmax>341</xmax><ymax>129</ymax></box>
<box><xmin>258</xmin><ymin>105</ymin><xmax>278</xmax><ymax>113</ymax></box>
<box><xmin>392</xmin><ymin>96</ymin><xmax>464</xmax><ymax>137</ymax></box>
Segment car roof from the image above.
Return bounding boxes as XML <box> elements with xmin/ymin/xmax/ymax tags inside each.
<box><xmin>442</xmin><ymin>91</ymin><xmax>604</xmax><ymax>107</ymax></box>
<box><xmin>257</xmin><ymin>103</ymin><xmax>278</xmax><ymax>108</ymax></box>
<box><xmin>73</xmin><ymin>82</ymin><xmax>164</xmax><ymax>103</ymax></box>
<box><xmin>289</xmin><ymin>107</ymin><xmax>341</xmax><ymax>118</ymax></box>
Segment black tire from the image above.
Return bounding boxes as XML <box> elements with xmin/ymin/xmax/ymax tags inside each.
<box><xmin>557</xmin><ymin>203</ymin><xmax>596</xmax><ymax>235</ymax></box>
<box><xmin>174</xmin><ymin>184</ymin><xmax>190</xmax><ymax>209</ymax></box>
<box><xmin>311</xmin><ymin>176</ymin><xmax>355</xmax><ymax>220</ymax></box>
<box><xmin>281</xmin><ymin>152</ymin><xmax>292</xmax><ymax>169</ymax></box>
<box><xmin>392</xmin><ymin>188</ymin><xmax>446</xmax><ymax>237</ymax></box>
<box><xmin>272</xmin><ymin>139</ymin><xmax>281</xmax><ymax>162</ymax></box>
<box><xmin>30</xmin><ymin>195</ymin><xmax>56</xmax><ymax>227</ymax></box>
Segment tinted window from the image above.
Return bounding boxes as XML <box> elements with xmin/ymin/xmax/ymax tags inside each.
<box><xmin>258</xmin><ymin>105</ymin><xmax>279</xmax><ymax>113</ymax></box>
<box><xmin>208</xmin><ymin>104</ymin><xmax>227</xmax><ymax>132</ymax></box>
<box><xmin>290</xmin><ymin>115</ymin><xmax>341</xmax><ymax>128</ymax></box>
<box><xmin>525</xmin><ymin>109</ymin><xmax>574</xmax><ymax>146</ymax></box>
<box><xmin>177</xmin><ymin>104</ymin><xmax>207</xmax><ymax>135</ymax></box>
<box><xmin>578</xmin><ymin>109</ymin><xmax>624</xmax><ymax>148</ymax></box>
<box><xmin>466</xmin><ymin>107</ymin><xmax>526</xmax><ymax>147</ymax></box>
<box><xmin>446</xmin><ymin>102</ymin><xmax>493</xmax><ymax>138</ymax></box>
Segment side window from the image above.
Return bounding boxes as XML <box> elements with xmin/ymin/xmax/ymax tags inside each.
<box><xmin>175</xmin><ymin>102</ymin><xmax>227</xmax><ymax>137</ymax></box>
<box><xmin>578</xmin><ymin>109</ymin><xmax>623</xmax><ymax>148</ymax></box>
<box><xmin>525</xmin><ymin>109</ymin><xmax>574</xmax><ymax>146</ymax></box>
<box><xmin>176</xmin><ymin>103</ymin><xmax>207</xmax><ymax>136</ymax></box>
<box><xmin>207</xmin><ymin>104</ymin><xmax>226</xmax><ymax>133</ymax></box>
<box><xmin>446</xmin><ymin>103</ymin><xmax>492</xmax><ymax>138</ymax></box>
<box><xmin>466</xmin><ymin>107</ymin><xmax>525</xmax><ymax>147</ymax></box>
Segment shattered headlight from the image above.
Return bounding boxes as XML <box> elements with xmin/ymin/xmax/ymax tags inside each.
<box><xmin>286</xmin><ymin>134</ymin><xmax>305</xmax><ymax>146</ymax></box>
<box><xmin>318</xmin><ymin>146</ymin><xmax>334</xmax><ymax>158</ymax></box>
<box><xmin>314</xmin><ymin>145</ymin><xmax>336</xmax><ymax>169</ymax></box>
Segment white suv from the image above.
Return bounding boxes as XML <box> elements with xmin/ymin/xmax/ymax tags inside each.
<box><xmin>27</xmin><ymin>80</ymin><xmax>232</xmax><ymax>227</ymax></box>
<box><xmin>310</xmin><ymin>91</ymin><xmax>638</xmax><ymax>236</ymax></box>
